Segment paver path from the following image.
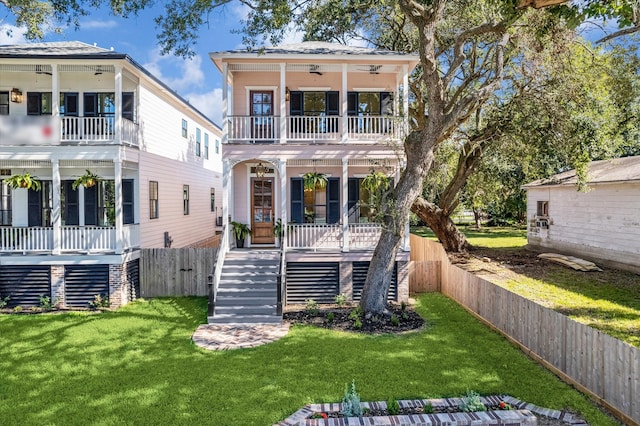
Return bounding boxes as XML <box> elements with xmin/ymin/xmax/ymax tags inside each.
<box><xmin>192</xmin><ymin>323</ymin><xmax>290</xmax><ymax>350</ymax></box>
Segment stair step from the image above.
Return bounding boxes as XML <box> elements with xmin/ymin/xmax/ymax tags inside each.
<box><xmin>216</xmin><ymin>297</ymin><xmax>276</xmax><ymax>306</ymax></box>
<box><xmin>216</xmin><ymin>287</ymin><xmax>276</xmax><ymax>294</ymax></box>
<box><xmin>214</xmin><ymin>306</ymin><xmax>276</xmax><ymax>315</ymax></box>
<box><xmin>208</xmin><ymin>314</ymin><xmax>281</xmax><ymax>324</ymax></box>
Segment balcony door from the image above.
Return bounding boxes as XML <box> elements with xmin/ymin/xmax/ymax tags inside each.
<box><xmin>251</xmin><ymin>178</ymin><xmax>274</xmax><ymax>244</ymax></box>
<box><xmin>250</xmin><ymin>91</ymin><xmax>273</xmax><ymax>141</ymax></box>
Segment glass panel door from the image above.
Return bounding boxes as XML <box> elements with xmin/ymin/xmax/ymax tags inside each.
<box><xmin>251</xmin><ymin>178</ymin><xmax>274</xmax><ymax>244</ymax></box>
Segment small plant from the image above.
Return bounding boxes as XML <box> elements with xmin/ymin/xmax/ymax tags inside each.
<box><xmin>353</xmin><ymin>318</ymin><xmax>362</xmax><ymax>330</ymax></box>
<box><xmin>459</xmin><ymin>390</ymin><xmax>486</xmax><ymax>412</ymax></box>
<box><xmin>309</xmin><ymin>412</ymin><xmax>328</xmax><ymax>419</ymax></box>
<box><xmin>39</xmin><ymin>294</ymin><xmax>53</xmax><ymax>310</ymax></box>
<box><xmin>423</xmin><ymin>401</ymin><xmax>434</xmax><ymax>414</ymax></box>
<box><xmin>72</xmin><ymin>169</ymin><xmax>101</xmax><ymax>189</ymax></box>
<box><xmin>340</xmin><ymin>380</ymin><xmax>363</xmax><ymax>417</ymax></box>
<box><xmin>386</xmin><ymin>398</ymin><xmax>400</xmax><ymax>415</ymax></box>
<box><xmin>0</xmin><ymin>294</ymin><xmax>9</xmax><ymax>308</ymax></box>
<box><xmin>498</xmin><ymin>401</ymin><xmax>511</xmax><ymax>410</ymax></box>
<box><xmin>348</xmin><ymin>306</ymin><xmax>363</xmax><ymax>320</ymax></box>
<box><xmin>4</xmin><ymin>172</ymin><xmax>41</xmax><ymax>191</ymax></box>
<box><xmin>327</xmin><ymin>311</ymin><xmax>335</xmax><ymax>323</ymax></box>
<box><xmin>401</xmin><ymin>301</ymin><xmax>407</xmax><ymax>312</ymax></box>
<box><xmin>305</xmin><ymin>298</ymin><xmax>319</xmax><ymax>316</ymax></box>
<box><xmin>391</xmin><ymin>314</ymin><xmax>399</xmax><ymax>327</ymax></box>
<box><xmin>88</xmin><ymin>294</ymin><xmax>110</xmax><ymax>309</ymax></box>
<box><xmin>13</xmin><ymin>305</ymin><xmax>22</xmax><ymax>313</ymax></box>
<box><xmin>273</xmin><ymin>218</ymin><xmax>284</xmax><ymax>239</ymax></box>
<box><xmin>334</xmin><ymin>293</ymin><xmax>348</xmax><ymax>307</ymax></box>
<box><xmin>402</xmin><ymin>312</ymin><xmax>409</xmax><ymax>320</ymax></box>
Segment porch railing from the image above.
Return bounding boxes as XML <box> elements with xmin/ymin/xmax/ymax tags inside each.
<box><xmin>122</xmin><ymin>224</ymin><xmax>141</xmax><ymax>249</ymax></box>
<box><xmin>0</xmin><ymin>227</ymin><xmax>53</xmax><ymax>252</ymax></box>
<box><xmin>287</xmin><ymin>223</ymin><xmax>342</xmax><ymax>250</ymax></box>
<box><xmin>228</xmin><ymin>116</ymin><xmax>280</xmax><ymax>142</ymax></box>
<box><xmin>348</xmin><ymin>223</ymin><xmax>382</xmax><ymax>249</ymax></box>
<box><xmin>347</xmin><ymin>116</ymin><xmax>404</xmax><ymax>141</ymax></box>
<box><xmin>287</xmin><ymin>116</ymin><xmax>341</xmax><ymax>141</ymax></box>
<box><xmin>61</xmin><ymin>116</ymin><xmax>139</xmax><ymax>146</ymax></box>
<box><xmin>61</xmin><ymin>226</ymin><xmax>116</xmax><ymax>251</ymax></box>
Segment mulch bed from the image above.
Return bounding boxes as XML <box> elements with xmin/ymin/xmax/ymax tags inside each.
<box><xmin>283</xmin><ymin>303</ymin><xmax>424</xmax><ymax>334</ymax></box>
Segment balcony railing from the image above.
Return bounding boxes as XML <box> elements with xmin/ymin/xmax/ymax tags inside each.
<box><xmin>227</xmin><ymin>115</ymin><xmax>404</xmax><ymax>143</ymax></box>
<box><xmin>0</xmin><ymin>225</ymin><xmax>140</xmax><ymax>253</ymax></box>
<box><xmin>286</xmin><ymin>223</ymin><xmax>382</xmax><ymax>250</ymax></box>
<box><xmin>0</xmin><ymin>115</ymin><xmax>138</xmax><ymax>147</ymax></box>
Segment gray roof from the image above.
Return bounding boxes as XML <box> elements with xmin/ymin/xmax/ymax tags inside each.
<box><xmin>220</xmin><ymin>41</ymin><xmax>409</xmax><ymax>56</ymax></box>
<box><xmin>0</xmin><ymin>41</ymin><xmax>126</xmax><ymax>59</ymax></box>
<box><xmin>523</xmin><ymin>156</ymin><xmax>640</xmax><ymax>188</ymax></box>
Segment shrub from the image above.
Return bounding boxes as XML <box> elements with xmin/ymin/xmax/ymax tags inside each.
<box><xmin>401</xmin><ymin>301</ymin><xmax>407</xmax><ymax>311</ymax></box>
<box><xmin>305</xmin><ymin>299</ymin><xmax>319</xmax><ymax>316</ymax></box>
<box><xmin>13</xmin><ymin>306</ymin><xmax>22</xmax><ymax>313</ymax></box>
<box><xmin>327</xmin><ymin>312</ymin><xmax>335</xmax><ymax>323</ymax></box>
<box><xmin>423</xmin><ymin>402</ymin><xmax>433</xmax><ymax>414</ymax></box>
<box><xmin>340</xmin><ymin>381</ymin><xmax>363</xmax><ymax>417</ymax></box>
<box><xmin>353</xmin><ymin>318</ymin><xmax>362</xmax><ymax>330</ymax></box>
<box><xmin>334</xmin><ymin>293</ymin><xmax>348</xmax><ymax>307</ymax></box>
<box><xmin>391</xmin><ymin>314</ymin><xmax>399</xmax><ymax>327</ymax></box>
<box><xmin>386</xmin><ymin>398</ymin><xmax>400</xmax><ymax>415</ymax></box>
<box><xmin>88</xmin><ymin>294</ymin><xmax>110</xmax><ymax>309</ymax></box>
<box><xmin>0</xmin><ymin>295</ymin><xmax>9</xmax><ymax>309</ymax></box>
<box><xmin>459</xmin><ymin>390</ymin><xmax>486</xmax><ymax>412</ymax></box>
<box><xmin>348</xmin><ymin>306</ymin><xmax>363</xmax><ymax>320</ymax></box>
<box><xmin>39</xmin><ymin>294</ymin><xmax>53</xmax><ymax>310</ymax></box>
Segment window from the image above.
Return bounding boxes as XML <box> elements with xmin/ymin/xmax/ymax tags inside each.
<box><xmin>347</xmin><ymin>91</ymin><xmax>393</xmax><ymax>133</ymax></box>
<box><xmin>290</xmin><ymin>177</ymin><xmax>340</xmax><ymax>224</ymax></box>
<box><xmin>183</xmin><ymin>185</ymin><xmax>189</xmax><ymax>215</ymax></box>
<box><xmin>289</xmin><ymin>91</ymin><xmax>339</xmax><ymax>133</ymax></box>
<box><xmin>537</xmin><ymin>201</ymin><xmax>549</xmax><ymax>217</ymax></box>
<box><xmin>204</xmin><ymin>134</ymin><xmax>209</xmax><ymax>159</ymax></box>
<box><xmin>195</xmin><ymin>128</ymin><xmax>201</xmax><ymax>156</ymax></box>
<box><xmin>181</xmin><ymin>119</ymin><xmax>188</xmax><ymax>138</ymax></box>
<box><xmin>28</xmin><ymin>181</ymin><xmax>53</xmax><ymax>227</ymax></box>
<box><xmin>149</xmin><ymin>181</ymin><xmax>159</xmax><ymax>219</ymax></box>
<box><xmin>215</xmin><ymin>139</ymin><xmax>220</xmax><ymax>154</ymax></box>
<box><xmin>0</xmin><ymin>92</ymin><xmax>8</xmax><ymax>115</ymax></box>
<box><xmin>348</xmin><ymin>177</ymin><xmax>391</xmax><ymax>223</ymax></box>
<box><xmin>122</xmin><ymin>92</ymin><xmax>135</xmax><ymax>121</ymax></box>
<box><xmin>60</xmin><ymin>180</ymin><xmax>130</xmax><ymax>226</ymax></box>
<box><xmin>27</xmin><ymin>92</ymin><xmax>52</xmax><ymax>115</ymax></box>
<box><xmin>60</xmin><ymin>93</ymin><xmax>79</xmax><ymax>117</ymax></box>
<box><xmin>122</xmin><ymin>180</ymin><xmax>134</xmax><ymax>225</ymax></box>
<box><xmin>0</xmin><ymin>182</ymin><xmax>11</xmax><ymax>225</ymax></box>
<box><xmin>210</xmin><ymin>188</ymin><xmax>215</xmax><ymax>212</ymax></box>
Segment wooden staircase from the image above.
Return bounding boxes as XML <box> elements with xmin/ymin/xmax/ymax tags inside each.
<box><xmin>208</xmin><ymin>250</ymin><xmax>281</xmax><ymax>324</ymax></box>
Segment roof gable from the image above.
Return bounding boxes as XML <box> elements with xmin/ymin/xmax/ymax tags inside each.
<box><xmin>523</xmin><ymin>156</ymin><xmax>640</xmax><ymax>188</ymax></box>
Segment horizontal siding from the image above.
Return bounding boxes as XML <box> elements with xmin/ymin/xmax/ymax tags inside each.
<box><xmin>0</xmin><ymin>266</ymin><xmax>51</xmax><ymax>307</ymax></box>
<box><xmin>64</xmin><ymin>265</ymin><xmax>109</xmax><ymax>307</ymax></box>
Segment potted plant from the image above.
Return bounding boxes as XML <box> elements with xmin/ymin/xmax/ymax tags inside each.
<box><xmin>3</xmin><ymin>173</ymin><xmax>41</xmax><ymax>191</ymax></box>
<box><xmin>230</xmin><ymin>221</ymin><xmax>251</xmax><ymax>248</ymax></box>
<box><xmin>302</xmin><ymin>171</ymin><xmax>328</xmax><ymax>191</ymax></box>
<box><xmin>273</xmin><ymin>218</ymin><xmax>284</xmax><ymax>239</ymax></box>
<box><xmin>72</xmin><ymin>169</ymin><xmax>101</xmax><ymax>189</ymax></box>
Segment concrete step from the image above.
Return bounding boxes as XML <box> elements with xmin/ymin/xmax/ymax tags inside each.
<box><xmin>214</xmin><ymin>305</ymin><xmax>276</xmax><ymax>315</ymax></box>
<box><xmin>216</xmin><ymin>286</ymin><xmax>276</xmax><ymax>295</ymax></box>
<box><xmin>208</xmin><ymin>314</ymin><xmax>282</xmax><ymax>324</ymax></box>
<box><xmin>215</xmin><ymin>296</ymin><xmax>276</xmax><ymax>306</ymax></box>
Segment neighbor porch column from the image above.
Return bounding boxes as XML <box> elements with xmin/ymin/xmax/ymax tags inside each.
<box><xmin>341</xmin><ymin>64</ymin><xmax>348</xmax><ymax>144</ymax></box>
<box><xmin>222</xmin><ymin>62</ymin><xmax>229</xmax><ymax>145</ymax></box>
<box><xmin>114</xmin><ymin>64</ymin><xmax>123</xmax><ymax>145</ymax></box>
<box><xmin>278</xmin><ymin>159</ymin><xmax>287</xmax><ymax>247</ymax></box>
<box><xmin>222</xmin><ymin>159</ymin><xmax>231</xmax><ymax>249</ymax></box>
<box><xmin>51</xmin><ymin>157</ymin><xmax>61</xmax><ymax>254</ymax></box>
<box><xmin>399</xmin><ymin>160</ymin><xmax>410</xmax><ymax>252</ymax></box>
<box><xmin>342</xmin><ymin>158</ymin><xmax>349</xmax><ymax>252</ymax></box>
<box><xmin>280</xmin><ymin>63</ymin><xmax>287</xmax><ymax>144</ymax></box>
<box><xmin>51</xmin><ymin>64</ymin><xmax>59</xmax><ymax>116</ymax></box>
<box><xmin>114</xmin><ymin>158</ymin><xmax>123</xmax><ymax>254</ymax></box>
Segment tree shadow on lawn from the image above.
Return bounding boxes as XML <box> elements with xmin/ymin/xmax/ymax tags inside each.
<box><xmin>0</xmin><ymin>294</ymin><xmax>618</xmax><ymax>426</ymax></box>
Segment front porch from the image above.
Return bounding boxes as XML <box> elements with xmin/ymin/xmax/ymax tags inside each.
<box><xmin>286</xmin><ymin>223</ymin><xmax>381</xmax><ymax>250</ymax></box>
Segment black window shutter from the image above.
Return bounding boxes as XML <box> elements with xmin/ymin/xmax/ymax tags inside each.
<box><xmin>348</xmin><ymin>178</ymin><xmax>359</xmax><ymax>219</ymax></box>
<box><xmin>381</xmin><ymin>92</ymin><xmax>393</xmax><ymax>115</ymax></box>
<box><xmin>64</xmin><ymin>93</ymin><xmax>79</xmax><ymax>116</ymax></box>
<box><xmin>290</xmin><ymin>178</ymin><xmax>304</xmax><ymax>224</ymax></box>
<box><xmin>84</xmin><ymin>93</ymin><xmax>97</xmax><ymax>117</ymax></box>
<box><xmin>347</xmin><ymin>92</ymin><xmax>358</xmax><ymax>116</ymax></box>
<box><xmin>289</xmin><ymin>92</ymin><xmax>303</xmax><ymax>116</ymax></box>
<box><xmin>122</xmin><ymin>93</ymin><xmax>134</xmax><ymax>121</ymax></box>
<box><xmin>64</xmin><ymin>181</ymin><xmax>79</xmax><ymax>226</ymax></box>
<box><xmin>84</xmin><ymin>185</ymin><xmax>98</xmax><ymax>226</ymax></box>
<box><xmin>123</xmin><ymin>179</ymin><xmax>134</xmax><ymax>225</ymax></box>
<box><xmin>327</xmin><ymin>177</ymin><xmax>340</xmax><ymax>224</ymax></box>
<box><xmin>27</xmin><ymin>93</ymin><xmax>41</xmax><ymax>115</ymax></box>
<box><xmin>28</xmin><ymin>189</ymin><xmax>42</xmax><ymax>227</ymax></box>
<box><xmin>326</xmin><ymin>92</ymin><xmax>339</xmax><ymax>115</ymax></box>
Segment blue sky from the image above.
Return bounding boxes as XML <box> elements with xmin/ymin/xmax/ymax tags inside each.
<box><xmin>0</xmin><ymin>2</ymin><xmax>298</xmax><ymax>126</ymax></box>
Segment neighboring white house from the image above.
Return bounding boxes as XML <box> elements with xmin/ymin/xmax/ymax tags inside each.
<box><xmin>0</xmin><ymin>41</ymin><xmax>223</xmax><ymax>308</ymax></box>
<box><xmin>523</xmin><ymin>156</ymin><xmax>640</xmax><ymax>274</ymax></box>
<box><xmin>208</xmin><ymin>41</ymin><xmax>418</xmax><ymax>322</ymax></box>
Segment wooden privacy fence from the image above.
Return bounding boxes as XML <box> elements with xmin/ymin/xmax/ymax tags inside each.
<box><xmin>408</xmin><ymin>234</ymin><xmax>447</xmax><ymax>293</ymax></box>
<box><xmin>411</xmin><ymin>235</ymin><xmax>640</xmax><ymax>425</ymax></box>
<box><xmin>140</xmin><ymin>248</ymin><xmax>218</xmax><ymax>297</ymax></box>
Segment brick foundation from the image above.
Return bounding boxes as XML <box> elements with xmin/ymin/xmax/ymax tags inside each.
<box><xmin>50</xmin><ymin>266</ymin><xmax>65</xmax><ymax>308</ymax></box>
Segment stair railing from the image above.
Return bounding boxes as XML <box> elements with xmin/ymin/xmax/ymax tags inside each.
<box><xmin>208</xmin><ymin>224</ymin><xmax>229</xmax><ymax>317</ymax></box>
<box><xmin>276</xmin><ymin>230</ymin><xmax>286</xmax><ymax>316</ymax></box>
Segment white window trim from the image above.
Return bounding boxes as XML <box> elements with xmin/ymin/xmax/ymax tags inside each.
<box><xmin>244</xmin><ymin>86</ymin><xmax>278</xmax><ymax>116</ymax></box>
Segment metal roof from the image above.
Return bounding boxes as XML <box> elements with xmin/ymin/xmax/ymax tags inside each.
<box><xmin>523</xmin><ymin>156</ymin><xmax>640</xmax><ymax>188</ymax></box>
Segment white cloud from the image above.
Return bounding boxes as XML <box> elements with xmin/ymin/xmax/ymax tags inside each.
<box><xmin>143</xmin><ymin>48</ymin><xmax>205</xmax><ymax>92</ymax></box>
<box><xmin>81</xmin><ymin>20</ymin><xmax>118</xmax><ymax>29</ymax></box>
<box><xmin>183</xmin><ymin>88</ymin><xmax>223</xmax><ymax>125</ymax></box>
<box><xmin>0</xmin><ymin>24</ymin><xmax>28</xmax><ymax>44</ymax></box>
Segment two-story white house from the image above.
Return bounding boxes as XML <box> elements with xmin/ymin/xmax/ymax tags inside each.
<box><xmin>207</xmin><ymin>42</ymin><xmax>418</xmax><ymax>323</ymax></box>
<box><xmin>0</xmin><ymin>41</ymin><xmax>222</xmax><ymax>309</ymax></box>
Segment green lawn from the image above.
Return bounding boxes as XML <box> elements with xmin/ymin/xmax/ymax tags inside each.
<box><xmin>411</xmin><ymin>225</ymin><xmax>527</xmax><ymax>248</ymax></box>
<box><xmin>0</xmin><ymin>295</ymin><xmax>618</xmax><ymax>425</ymax></box>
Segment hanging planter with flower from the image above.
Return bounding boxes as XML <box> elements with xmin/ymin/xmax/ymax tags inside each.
<box><xmin>3</xmin><ymin>173</ymin><xmax>42</xmax><ymax>191</ymax></box>
<box><xmin>73</xmin><ymin>169</ymin><xmax>101</xmax><ymax>190</ymax></box>
<box><xmin>302</xmin><ymin>171</ymin><xmax>328</xmax><ymax>191</ymax></box>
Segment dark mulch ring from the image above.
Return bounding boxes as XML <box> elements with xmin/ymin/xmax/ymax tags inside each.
<box><xmin>283</xmin><ymin>303</ymin><xmax>425</xmax><ymax>334</ymax></box>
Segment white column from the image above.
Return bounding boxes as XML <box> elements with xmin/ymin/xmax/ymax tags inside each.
<box><xmin>52</xmin><ymin>158</ymin><xmax>61</xmax><ymax>254</ymax></box>
<box><xmin>402</xmin><ymin>64</ymin><xmax>409</xmax><ymax>138</ymax></box>
<box><xmin>78</xmin><ymin>187</ymin><xmax>85</xmax><ymax>226</ymax></box>
<box><xmin>222</xmin><ymin>159</ymin><xmax>231</xmax><ymax>250</ymax></box>
<box><xmin>114</xmin><ymin>64</ymin><xmax>123</xmax><ymax>145</ymax></box>
<box><xmin>51</xmin><ymin>64</ymin><xmax>59</xmax><ymax>117</ymax></box>
<box><xmin>341</xmin><ymin>63</ymin><xmax>348</xmax><ymax>144</ymax></box>
<box><xmin>342</xmin><ymin>158</ymin><xmax>349</xmax><ymax>252</ymax></box>
<box><xmin>280</xmin><ymin>63</ymin><xmax>287</xmax><ymax>144</ymax></box>
<box><xmin>399</xmin><ymin>159</ymin><xmax>410</xmax><ymax>251</ymax></box>
<box><xmin>279</xmin><ymin>159</ymin><xmax>287</xmax><ymax>247</ymax></box>
<box><xmin>114</xmin><ymin>159</ymin><xmax>123</xmax><ymax>254</ymax></box>
<box><xmin>222</xmin><ymin>62</ymin><xmax>229</xmax><ymax>145</ymax></box>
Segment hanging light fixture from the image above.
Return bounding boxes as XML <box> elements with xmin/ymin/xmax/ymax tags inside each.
<box><xmin>10</xmin><ymin>88</ymin><xmax>23</xmax><ymax>103</ymax></box>
<box><xmin>255</xmin><ymin>162</ymin><xmax>266</xmax><ymax>178</ymax></box>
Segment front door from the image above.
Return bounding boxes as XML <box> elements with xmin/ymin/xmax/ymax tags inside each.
<box><xmin>251</xmin><ymin>178</ymin><xmax>274</xmax><ymax>244</ymax></box>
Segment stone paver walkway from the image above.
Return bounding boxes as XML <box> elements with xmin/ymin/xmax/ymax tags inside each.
<box><xmin>192</xmin><ymin>323</ymin><xmax>290</xmax><ymax>350</ymax></box>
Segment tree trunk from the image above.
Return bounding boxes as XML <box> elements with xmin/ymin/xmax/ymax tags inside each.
<box><xmin>472</xmin><ymin>207</ymin><xmax>482</xmax><ymax>229</ymax></box>
<box><xmin>412</xmin><ymin>197</ymin><xmax>470</xmax><ymax>252</ymax></box>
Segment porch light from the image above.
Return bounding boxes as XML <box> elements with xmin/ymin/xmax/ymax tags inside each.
<box><xmin>286</xmin><ymin>87</ymin><xmax>290</xmax><ymax>102</ymax></box>
<box><xmin>10</xmin><ymin>88</ymin><xmax>23</xmax><ymax>103</ymax></box>
<box><xmin>255</xmin><ymin>162</ymin><xmax>267</xmax><ymax>178</ymax></box>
